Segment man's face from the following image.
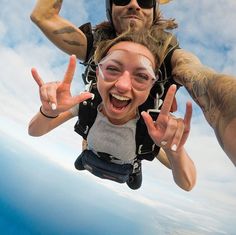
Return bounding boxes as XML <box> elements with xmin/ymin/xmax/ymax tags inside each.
<box><xmin>111</xmin><ymin>0</ymin><xmax>154</xmax><ymax>34</ymax></box>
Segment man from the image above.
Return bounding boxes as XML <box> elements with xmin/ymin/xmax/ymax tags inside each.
<box><xmin>30</xmin><ymin>0</ymin><xmax>236</xmax><ymax>167</ymax></box>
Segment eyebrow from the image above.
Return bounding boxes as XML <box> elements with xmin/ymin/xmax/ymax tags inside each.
<box><xmin>105</xmin><ymin>59</ymin><xmax>151</xmax><ymax>72</ymax></box>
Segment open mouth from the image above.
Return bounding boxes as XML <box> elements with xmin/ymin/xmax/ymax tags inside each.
<box><xmin>110</xmin><ymin>93</ymin><xmax>131</xmax><ymax>110</ymax></box>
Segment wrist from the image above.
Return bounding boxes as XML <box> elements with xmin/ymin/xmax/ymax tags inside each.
<box><xmin>39</xmin><ymin>106</ymin><xmax>59</xmax><ymax>118</ymax></box>
<box><xmin>165</xmin><ymin>146</ymin><xmax>185</xmax><ymax>161</ymax></box>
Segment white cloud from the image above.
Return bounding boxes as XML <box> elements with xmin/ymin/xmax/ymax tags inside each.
<box><xmin>162</xmin><ymin>0</ymin><xmax>236</xmax><ymax>73</ymax></box>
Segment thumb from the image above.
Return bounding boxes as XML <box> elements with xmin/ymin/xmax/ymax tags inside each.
<box><xmin>141</xmin><ymin>111</ymin><xmax>155</xmax><ymax>134</ymax></box>
<box><xmin>72</xmin><ymin>92</ymin><xmax>94</xmax><ymax>105</ymax></box>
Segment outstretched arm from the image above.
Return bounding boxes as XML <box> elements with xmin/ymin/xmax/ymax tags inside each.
<box><xmin>172</xmin><ymin>48</ymin><xmax>236</xmax><ymax>166</ymax></box>
<box><xmin>31</xmin><ymin>0</ymin><xmax>87</xmax><ymax>60</ymax></box>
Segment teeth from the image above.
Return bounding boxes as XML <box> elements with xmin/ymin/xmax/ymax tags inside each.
<box><xmin>111</xmin><ymin>93</ymin><xmax>130</xmax><ymax>101</ymax></box>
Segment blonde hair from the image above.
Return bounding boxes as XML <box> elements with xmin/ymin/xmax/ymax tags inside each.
<box><xmin>94</xmin><ymin>26</ymin><xmax>178</xmax><ymax>75</ymax></box>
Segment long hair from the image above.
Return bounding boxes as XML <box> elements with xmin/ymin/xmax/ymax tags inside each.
<box><xmin>93</xmin><ymin>6</ymin><xmax>178</xmax><ymax>44</ymax></box>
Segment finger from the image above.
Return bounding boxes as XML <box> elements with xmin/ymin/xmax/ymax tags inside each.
<box><xmin>71</xmin><ymin>92</ymin><xmax>95</xmax><ymax>106</ymax></box>
<box><xmin>40</xmin><ymin>85</ymin><xmax>49</xmax><ymax>102</ymax></box>
<box><xmin>184</xmin><ymin>101</ymin><xmax>192</xmax><ymax>130</ymax></box>
<box><xmin>170</xmin><ymin>120</ymin><xmax>185</xmax><ymax>151</ymax></box>
<box><xmin>159</xmin><ymin>84</ymin><xmax>177</xmax><ymax>117</ymax></box>
<box><xmin>31</xmin><ymin>68</ymin><xmax>44</xmax><ymax>87</ymax></box>
<box><xmin>141</xmin><ymin>111</ymin><xmax>156</xmax><ymax>134</ymax></box>
<box><xmin>62</xmin><ymin>55</ymin><xmax>76</xmax><ymax>85</ymax></box>
<box><xmin>170</xmin><ymin>97</ymin><xmax>177</xmax><ymax>112</ymax></box>
<box><xmin>47</xmin><ymin>85</ymin><xmax>58</xmax><ymax>110</ymax></box>
<box><xmin>160</xmin><ymin>117</ymin><xmax>178</xmax><ymax>147</ymax></box>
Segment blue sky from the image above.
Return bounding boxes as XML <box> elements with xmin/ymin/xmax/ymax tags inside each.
<box><xmin>0</xmin><ymin>1</ymin><xmax>236</xmax><ymax>234</ymax></box>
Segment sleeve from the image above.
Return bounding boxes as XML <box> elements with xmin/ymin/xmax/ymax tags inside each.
<box><xmin>79</xmin><ymin>22</ymin><xmax>94</xmax><ymax>62</ymax></box>
<box><xmin>162</xmin><ymin>33</ymin><xmax>182</xmax><ymax>87</ymax></box>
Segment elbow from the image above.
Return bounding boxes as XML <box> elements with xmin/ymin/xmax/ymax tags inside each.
<box><xmin>30</xmin><ymin>11</ymin><xmax>42</xmax><ymax>25</ymax></box>
<box><xmin>28</xmin><ymin>124</ymin><xmax>43</xmax><ymax>137</ymax></box>
<box><xmin>174</xmin><ymin>170</ymin><xmax>197</xmax><ymax>192</ymax></box>
<box><xmin>182</xmin><ymin>183</ymin><xmax>195</xmax><ymax>192</ymax></box>
<box><xmin>28</xmin><ymin>127</ymin><xmax>39</xmax><ymax>137</ymax></box>
<box><xmin>179</xmin><ymin>177</ymin><xmax>196</xmax><ymax>192</ymax></box>
<box><xmin>30</xmin><ymin>8</ymin><xmax>46</xmax><ymax>25</ymax></box>
<box><xmin>30</xmin><ymin>9</ymin><xmax>38</xmax><ymax>24</ymax></box>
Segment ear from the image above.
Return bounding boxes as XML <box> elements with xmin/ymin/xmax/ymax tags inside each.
<box><xmin>170</xmin><ymin>96</ymin><xmax>177</xmax><ymax>112</ymax></box>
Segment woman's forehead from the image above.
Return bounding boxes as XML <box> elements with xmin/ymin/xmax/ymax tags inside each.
<box><xmin>102</xmin><ymin>50</ymin><xmax>153</xmax><ymax>69</ymax></box>
<box><xmin>106</xmin><ymin>42</ymin><xmax>155</xmax><ymax>67</ymax></box>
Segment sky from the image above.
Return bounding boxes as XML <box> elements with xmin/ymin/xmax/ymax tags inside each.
<box><xmin>0</xmin><ymin>0</ymin><xmax>236</xmax><ymax>234</ymax></box>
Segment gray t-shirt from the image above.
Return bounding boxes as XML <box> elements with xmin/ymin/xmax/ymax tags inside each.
<box><xmin>71</xmin><ymin>104</ymin><xmax>138</xmax><ymax>164</ymax></box>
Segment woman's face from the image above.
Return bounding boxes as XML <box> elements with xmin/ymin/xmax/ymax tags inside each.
<box><xmin>97</xmin><ymin>41</ymin><xmax>156</xmax><ymax>125</ymax></box>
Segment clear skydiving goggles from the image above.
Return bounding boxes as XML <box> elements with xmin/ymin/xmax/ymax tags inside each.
<box><xmin>97</xmin><ymin>49</ymin><xmax>159</xmax><ymax>91</ymax></box>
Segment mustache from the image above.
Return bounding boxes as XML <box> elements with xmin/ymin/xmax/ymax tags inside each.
<box><xmin>124</xmin><ymin>11</ymin><xmax>142</xmax><ymax>19</ymax></box>
<box><xmin>126</xmin><ymin>9</ymin><xmax>142</xmax><ymax>16</ymax></box>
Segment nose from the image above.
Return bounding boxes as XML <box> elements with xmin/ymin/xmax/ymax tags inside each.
<box><xmin>115</xmin><ymin>71</ymin><xmax>132</xmax><ymax>92</ymax></box>
<box><xmin>127</xmin><ymin>0</ymin><xmax>141</xmax><ymax>11</ymax></box>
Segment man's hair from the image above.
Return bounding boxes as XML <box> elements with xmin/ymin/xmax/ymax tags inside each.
<box><xmin>94</xmin><ymin>26</ymin><xmax>178</xmax><ymax>75</ymax></box>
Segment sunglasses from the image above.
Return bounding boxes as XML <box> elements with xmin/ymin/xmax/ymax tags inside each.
<box><xmin>113</xmin><ymin>0</ymin><xmax>155</xmax><ymax>9</ymax></box>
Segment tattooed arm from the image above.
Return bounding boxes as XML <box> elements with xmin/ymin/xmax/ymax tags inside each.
<box><xmin>31</xmin><ymin>0</ymin><xmax>87</xmax><ymax>60</ymax></box>
<box><xmin>171</xmin><ymin>48</ymin><xmax>236</xmax><ymax>166</ymax></box>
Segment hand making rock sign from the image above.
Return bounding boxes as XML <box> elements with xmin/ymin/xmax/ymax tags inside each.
<box><xmin>31</xmin><ymin>55</ymin><xmax>93</xmax><ymax>118</ymax></box>
<box><xmin>142</xmin><ymin>85</ymin><xmax>192</xmax><ymax>153</ymax></box>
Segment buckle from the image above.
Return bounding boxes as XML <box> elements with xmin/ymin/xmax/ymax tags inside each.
<box><xmin>138</xmin><ymin>144</ymin><xmax>155</xmax><ymax>155</ymax></box>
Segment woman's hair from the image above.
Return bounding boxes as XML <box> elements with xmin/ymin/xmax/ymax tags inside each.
<box><xmin>94</xmin><ymin>26</ymin><xmax>178</xmax><ymax>75</ymax></box>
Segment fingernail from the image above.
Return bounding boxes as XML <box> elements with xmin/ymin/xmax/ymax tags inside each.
<box><xmin>171</xmin><ymin>144</ymin><xmax>177</xmax><ymax>152</ymax></box>
<box><xmin>51</xmin><ymin>103</ymin><xmax>57</xmax><ymax>110</ymax></box>
<box><xmin>161</xmin><ymin>141</ymin><xmax>167</xmax><ymax>146</ymax></box>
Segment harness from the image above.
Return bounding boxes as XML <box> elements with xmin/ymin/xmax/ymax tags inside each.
<box><xmin>74</xmin><ymin>23</ymin><xmax>179</xmax><ymax>164</ymax></box>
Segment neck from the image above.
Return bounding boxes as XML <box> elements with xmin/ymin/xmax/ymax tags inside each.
<box><xmin>100</xmin><ymin>104</ymin><xmax>137</xmax><ymax>125</ymax></box>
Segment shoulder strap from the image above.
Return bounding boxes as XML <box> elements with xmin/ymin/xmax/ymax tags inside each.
<box><xmin>74</xmin><ymin>87</ymin><xmax>101</xmax><ymax>139</ymax></box>
<box><xmin>136</xmin><ymin>99</ymin><xmax>160</xmax><ymax>161</ymax></box>
<box><xmin>79</xmin><ymin>22</ymin><xmax>94</xmax><ymax>63</ymax></box>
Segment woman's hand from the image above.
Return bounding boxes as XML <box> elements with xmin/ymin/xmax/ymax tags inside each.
<box><xmin>31</xmin><ymin>55</ymin><xmax>93</xmax><ymax>116</ymax></box>
<box><xmin>141</xmin><ymin>85</ymin><xmax>192</xmax><ymax>152</ymax></box>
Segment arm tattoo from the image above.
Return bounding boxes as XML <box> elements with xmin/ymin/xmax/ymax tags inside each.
<box><xmin>53</xmin><ymin>27</ymin><xmax>84</xmax><ymax>47</ymax></box>
<box><xmin>53</xmin><ymin>26</ymin><xmax>76</xmax><ymax>34</ymax></box>
<box><xmin>63</xmin><ymin>39</ymin><xmax>84</xmax><ymax>47</ymax></box>
<box><xmin>173</xmin><ymin>50</ymin><xmax>236</xmax><ymax>161</ymax></box>
<box><xmin>177</xmin><ymin>67</ymin><xmax>236</xmax><ymax>149</ymax></box>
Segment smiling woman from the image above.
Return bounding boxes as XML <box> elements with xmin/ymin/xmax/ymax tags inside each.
<box><xmin>28</xmin><ymin>27</ymin><xmax>196</xmax><ymax>191</ymax></box>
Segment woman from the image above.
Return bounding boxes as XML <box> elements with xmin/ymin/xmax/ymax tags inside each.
<box><xmin>28</xmin><ymin>28</ymin><xmax>196</xmax><ymax>191</ymax></box>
